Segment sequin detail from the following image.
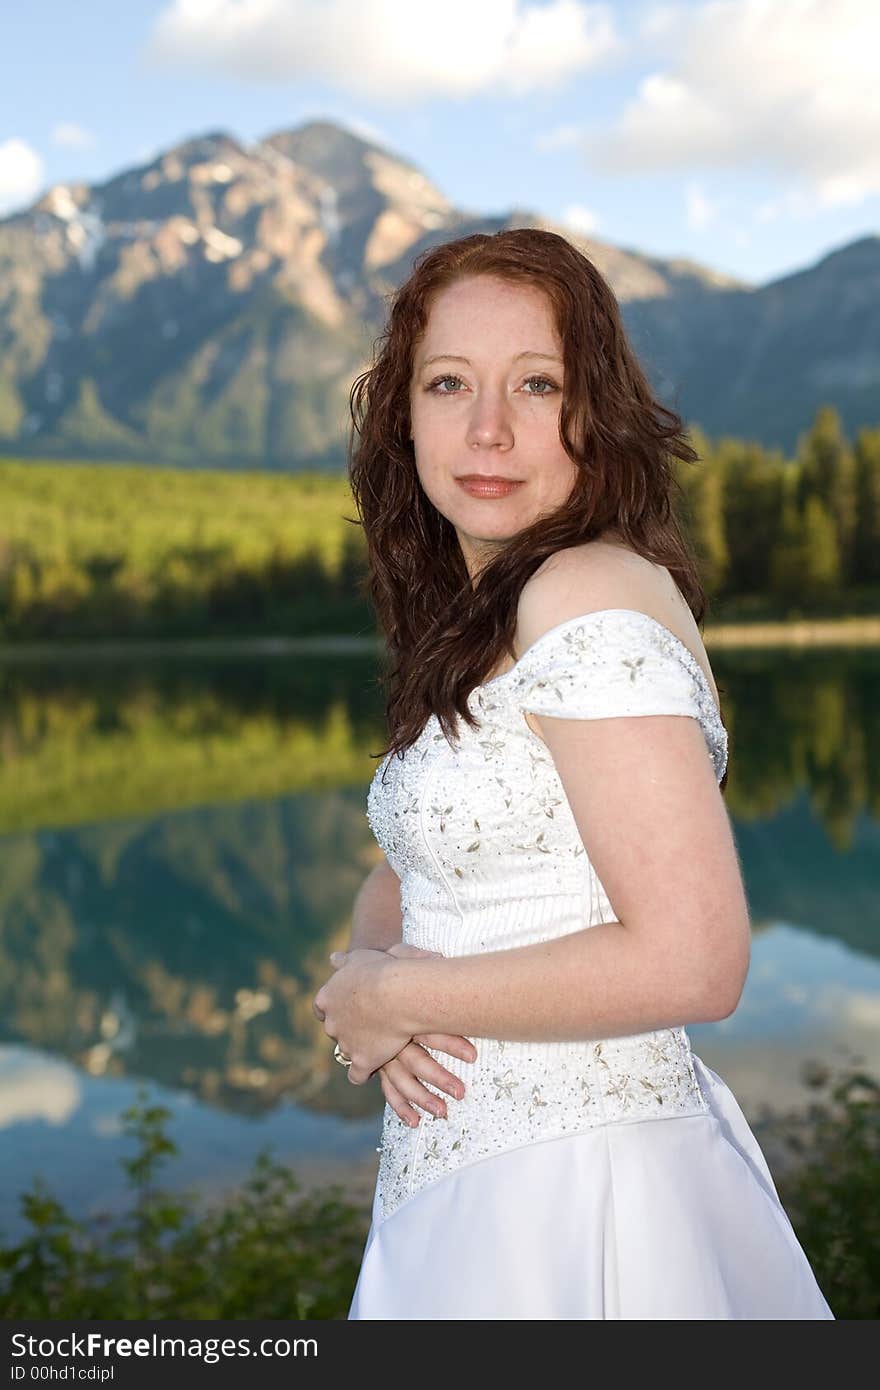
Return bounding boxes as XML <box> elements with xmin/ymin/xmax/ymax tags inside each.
<box><xmin>365</xmin><ymin>607</ymin><xmax>729</xmax><ymax>1224</ymax></box>
<box><xmin>510</xmin><ymin>608</ymin><xmax>728</xmax><ymax>784</ymax></box>
<box><xmin>376</xmin><ymin>1028</ymin><xmax>709</xmax><ymax>1221</ymax></box>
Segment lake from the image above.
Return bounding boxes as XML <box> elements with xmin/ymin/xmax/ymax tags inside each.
<box><xmin>0</xmin><ymin>635</ymin><xmax>878</xmax><ymax>1241</ymax></box>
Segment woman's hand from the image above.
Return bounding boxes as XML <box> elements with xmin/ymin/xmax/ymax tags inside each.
<box><xmin>379</xmin><ymin>945</ymin><xmax>478</xmax><ymax>1125</ymax></box>
<box><xmin>312</xmin><ymin>947</ymin><xmax>410</xmax><ymax>1083</ymax></box>
<box><xmin>312</xmin><ymin>942</ymin><xmax>478</xmax><ymax>1102</ymax></box>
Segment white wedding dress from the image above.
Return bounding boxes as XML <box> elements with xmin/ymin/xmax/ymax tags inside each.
<box><xmin>348</xmin><ymin>608</ymin><xmax>834</xmax><ymax>1320</ymax></box>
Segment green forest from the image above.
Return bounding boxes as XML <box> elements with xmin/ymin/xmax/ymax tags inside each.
<box><xmin>1</xmin><ymin>403</ymin><xmax>879</xmax><ymax>644</ymax></box>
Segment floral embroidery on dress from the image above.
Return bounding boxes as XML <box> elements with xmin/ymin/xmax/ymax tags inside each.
<box><xmin>376</xmin><ymin>1029</ymin><xmax>709</xmax><ymax>1221</ymax></box>
<box><xmin>366</xmin><ymin>608</ymin><xmax>728</xmax><ymax>1223</ymax></box>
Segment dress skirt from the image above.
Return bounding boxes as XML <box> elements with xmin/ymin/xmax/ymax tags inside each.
<box><xmin>348</xmin><ymin>1055</ymin><xmax>834</xmax><ymax>1320</ymax></box>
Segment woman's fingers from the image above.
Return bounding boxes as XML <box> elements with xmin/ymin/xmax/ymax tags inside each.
<box><xmin>380</xmin><ymin>1056</ymin><xmax>450</xmax><ymax>1123</ymax></box>
<box><xmin>378</xmin><ymin>1045</ymin><xmax>467</xmax><ymax>1123</ymax></box>
<box><xmin>413</xmin><ymin>1032</ymin><xmax>478</xmax><ymax>1064</ymax></box>
<box><xmin>400</xmin><ymin>1040</ymin><xmax>472</xmax><ymax>1102</ymax></box>
<box><xmin>378</xmin><ymin>1069</ymin><xmax>416</xmax><ymax>1125</ymax></box>
<box><xmin>379</xmin><ymin>1069</ymin><xmax>423</xmax><ymax>1127</ymax></box>
<box><xmin>378</xmin><ymin>1031</ymin><xmax>483</xmax><ymax>1125</ymax></box>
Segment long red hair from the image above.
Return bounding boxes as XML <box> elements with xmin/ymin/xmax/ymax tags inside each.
<box><xmin>348</xmin><ymin>228</ymin><xmax>708</xmax><ymax>765</ymax></box>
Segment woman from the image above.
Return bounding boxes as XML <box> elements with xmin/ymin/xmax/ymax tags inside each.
<box><xmin>312</xmin><ymin>228</ymin><xmax>834</xmax><ymax>1320</ymax></box>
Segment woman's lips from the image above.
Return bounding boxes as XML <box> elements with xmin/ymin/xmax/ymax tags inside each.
<box><xmin>456</xmin><ymin>477</ymin><xmax>524</xmax><ymax>499</ymax></box>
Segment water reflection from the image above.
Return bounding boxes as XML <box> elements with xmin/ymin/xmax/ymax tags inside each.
<box><xmin>0</xmin><ymin>1043</ymin><xmax>381</xmax><ymax>1242</ymax></box>
<box><xmin>0</xmin><ymin>643</ymin><xmax>877</xmax><ymax>1231</ymax></box>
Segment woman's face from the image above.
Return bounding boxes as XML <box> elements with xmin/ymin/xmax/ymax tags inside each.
<box><xmin>408</xmin><ymin>275</ymin><xmax>578</xmax><ymax>580</ymax></box>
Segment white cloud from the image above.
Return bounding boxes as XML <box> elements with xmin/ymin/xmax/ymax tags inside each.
<box><xmin>844</xmin><ymin>991</ymin><xmax>880</xmax><ymax>1030</ymax></box>
<box><xmin>0</xmin><ymin>138</ymin><xmax>44</xmax><ymax>215</ymax></box>
<box><xmin>637</xmin><ymin>2</ymin><xmax>684</xmax><ymax>43</ymax></box>
<box><xmin>146</xmin><ymin>0</ymin><xmax>622</xmax><ymax>101</ymax></box>
<box><xmin>685</xmin><ymin>181</ymin><xmax>720</xmax><ymax>230</ymax></box>
<box><xmin>0</xmin><ymin>1046</ymin><xmax>81</xmax><ymax>1129</ymax></box>
<box><xmin>587</xmin><ymin>0</ymin><xmax>880</xmax><ymax>209</ymax></box>
<box><xmin>561</xmin><ymin>203</ymin><xmax>600</xmax><ymax>235</ymax></box>
<box><xmin>51</xmin><ymin>122</ymin><xmax>96</xmax><ymax>149</ymax></box>
<box><xmin>755</xmin><ymin>189</ymin><xmax>813</xmax><ymax>223</ymax></box>
<box><xmin>534</xmin><ymin>123</ymin><xmax>585</xmax><ymax>152</ymax></box>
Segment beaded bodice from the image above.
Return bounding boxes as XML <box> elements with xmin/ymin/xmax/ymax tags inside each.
<box><xmin>365</xmin><ymin>608</ymin><xmax>729</xmax><ymax>1223</ymax></box>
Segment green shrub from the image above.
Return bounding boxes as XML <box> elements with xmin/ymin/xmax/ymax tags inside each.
<box><xmin>2</xmin><ymin>1062</ymin><xmax>876</xmax><ymax>1319</ymax></box>
<box><xmin>775</xmin><ymin>1063</ymin><xmax>880</xmax><ymax>1320</ymax></box>
<box><xmin>0</xmin><ymin>1086</ymin><xmax>369</xmax><ymax>1319</ymax></box>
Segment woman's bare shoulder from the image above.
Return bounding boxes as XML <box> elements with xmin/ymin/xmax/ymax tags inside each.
<box><xmin>519</xmin><ymin>535</ymin><xmax>675</xmax><ymax>635</ymax></box>
<box><xmin>517</xmin><ymin>536</ymin><xmax>720</xmax><ymax>710</ymax></box>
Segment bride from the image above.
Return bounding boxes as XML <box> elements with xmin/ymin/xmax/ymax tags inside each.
<box><xmin>312</xmin><ymin>227</ymin><xmax>834</xmax><ymax>1320</ymax></box>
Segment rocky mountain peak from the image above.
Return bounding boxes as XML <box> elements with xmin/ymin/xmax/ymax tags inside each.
<box><xmin>0</xmin><ymin>117</ymin><xmax>876</xmax><ymax>463</ymax></box>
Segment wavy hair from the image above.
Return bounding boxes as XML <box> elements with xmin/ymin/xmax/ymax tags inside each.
<box><xmin>348</xmin><ymin>227</ymin><xmax>711</xmax><ymax>770</ymax></box>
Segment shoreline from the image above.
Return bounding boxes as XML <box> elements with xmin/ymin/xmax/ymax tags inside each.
<box><xmin>704</xmin><ymin>616</ymin><xmax>880</xmax><ymax>647</ymax></box>
<box><xmin>1</xmin><ymin>615</ymin><xmax>879</xmax><ymax>664</ymax></box>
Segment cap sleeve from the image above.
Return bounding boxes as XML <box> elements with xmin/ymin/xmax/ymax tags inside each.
<box><xmin>511</xmin><ymin>608</ymin><xmax>728</xmax><ymax>782</ymax></box>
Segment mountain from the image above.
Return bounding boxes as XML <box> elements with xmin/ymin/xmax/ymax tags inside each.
<box><xmin>624</xmin><ymin>234</ymin><xmax>880</xmax><ymax>451</ymax></box>
<box><xmin>0</xmin><ymin>118</ymin><xmax>876</xmax><ymax>466</ymax></box>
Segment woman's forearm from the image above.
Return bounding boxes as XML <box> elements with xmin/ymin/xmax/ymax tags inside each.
<box><xmin>347</xmin><ymin>859</ymin><xmax>404</xmax><ymax>952</ymax></box>
<box><xmin>381</xmin><ymin>918</ymin><xmax>739</xmax><ymax>1043</ymax></box>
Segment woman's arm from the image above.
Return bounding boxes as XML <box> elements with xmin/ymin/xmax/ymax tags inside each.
<box><xmin>347</xmin><ymin>857</ymin><xmax>403</xmax><ymax>952</ymax></box>
<box><xmin>327</xmin><ymin>708</ymin><xmax>751</xmax><ymax>1069</ymax></box>
<box><xmin>375</xmin><ymin>707</ymin><xmax>751</xmax><ymax>1045</ymax></box>
<box><xmin>379</xmin><ymin>911</ymin><xmax>736</xmax><ymax>1045</ymax></box>
<box><xmin>317</xmin><ymin>566</ymin><xmax>751</xmax><ymax>1076</ymax></box>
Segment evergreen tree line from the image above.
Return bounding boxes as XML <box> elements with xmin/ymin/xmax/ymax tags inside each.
<box><xmin>0</xmin><ymin>404</ymin><xmax>878</xmax><ymax>643</ymax></box>
<box><xmin>681</xmin><ymin>406</ymin><xmax>880</xmax><ymax>612</ymax></box>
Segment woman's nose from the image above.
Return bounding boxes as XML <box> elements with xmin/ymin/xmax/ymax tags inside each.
<box><xmin>465</xmin><ymin>392</ymin><xmax>514</xmax><ymax>450</ymax></box>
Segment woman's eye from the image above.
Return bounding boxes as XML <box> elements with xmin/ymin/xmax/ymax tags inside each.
<box><xmin>426</xmin><ymin>375</ymin><xmax>557</xmax><ymax>396</ymax></box>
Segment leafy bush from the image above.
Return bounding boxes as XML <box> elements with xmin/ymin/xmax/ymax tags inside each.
<box><xmin>2</xmin><ymin>1062</ymin><xmax>876</xmax><ymax>1319</ymax></box>
<box><xmin>774</xmin><ymin>1062</ymin><xmax>880</xmax><ymax>1320</ymax></box>
<box><xmin>0</xmin><ymin>1087</ymin><xmax>369</xmax><ymax>1319</ymax></box>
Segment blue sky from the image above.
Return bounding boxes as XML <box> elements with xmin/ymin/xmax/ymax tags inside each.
<box><xmin>1</xmin><ymin>0</ymin><xmax>877</xmax><ymax>287</ymax></box>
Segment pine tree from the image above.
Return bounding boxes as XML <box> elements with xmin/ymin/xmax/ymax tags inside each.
<box><xmin>795</xmin><ymin>405</ymin><xmax>857</xmax><ymax>583</ymax></box>
<box><xmin>717</xmin><ymin>438</ymin><xmax>787</xmax><ymax>594</ymax></box>
<box><xmin>770</xmin><ymin>493</ymin><xmax>841</xmax><ymax>606</ymax></box>
<box><xmin>674</xmin><ymin>427</ymin><xmax>729</xmax><ymax>594</ymax></box>
<box><xmin>852</xmin><ymin>426</ymin><xmax>880</xmax><ymax>584</ymax></box>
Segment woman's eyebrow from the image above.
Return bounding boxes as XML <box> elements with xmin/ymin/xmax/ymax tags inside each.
<box><xmin>421</xmin><ymin>351</ymin><xmax>563</xmax><ymax>367</ymax></box>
